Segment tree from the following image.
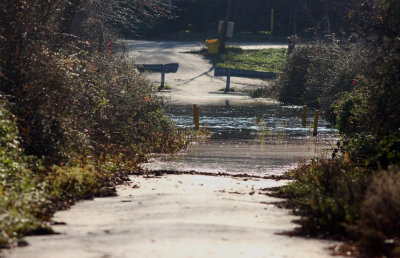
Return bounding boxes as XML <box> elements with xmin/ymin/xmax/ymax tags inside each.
<box><xmin>0</xmin><ymin>0</ymin><xmax>172</xmax><ymax>161</ymax></box>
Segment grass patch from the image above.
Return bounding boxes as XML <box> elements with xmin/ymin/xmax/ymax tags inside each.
<box><xmin>215</xmin><ymin>48</ymin><xmax>287</xmax><ymax>73</ymax></box>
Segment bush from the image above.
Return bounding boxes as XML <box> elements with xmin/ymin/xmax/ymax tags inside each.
<box><xmin>275</xmin><ymin>1</ymin><xmax>400</xmax><ymax>256</ymax></box>
<box><xmin>275</xmin><ymin>45</ymin><xmax>313</xmax><ymax>105</ymax></box>
<box><xmin>282</xmin><ymin>159</ymin><xmax>400</xmax><ymax>256</ymax></box>
<box><xmin>355</xmin><ymin>167</ymin><xmax>400</xmax><ymax>256</ymax></box>
<box><xmin>334</xmin><ymin>40</ymin><xmax>400</xmax><ymax>168</ymax></box>
<box><xmin>0</xmin><ymin>105</ymin><xmax>49</xmax><ymax>247</ymax></box>
<box><xmin>283</xmin><ymin>158</ymin><xmax>369</xmax><ymax>236</ymax></box>
<box><xmin>275</xmin><ymin>40</ymin><xmax>368</xmax><ymax>124</ymax></box>
<box><xmin>0</xmin><ymin>0</ymin><xmax>191</xmax><ymax>248</ymax></box>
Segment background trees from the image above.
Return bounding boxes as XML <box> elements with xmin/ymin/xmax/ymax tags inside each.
<box><xmin>128</xmin><ymin>0</ymin><xmax>353</xmax><ymax>39</ymax></box>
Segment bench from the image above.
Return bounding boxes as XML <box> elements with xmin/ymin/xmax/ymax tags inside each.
<box><xmin>137</xmin><ymin>63</ymin><xmax>179</xmax><ymax>90</ymax></box>
<box><xmin>214</xmin><ymin>67</ymin><xmax>278</xmax><ymax>93</ymax></box>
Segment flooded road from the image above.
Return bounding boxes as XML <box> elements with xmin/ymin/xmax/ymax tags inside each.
<box><xmin>143</xmin><ymin>99</ymin><xmax>338</xmax><ymax>176</ymax></box>
<box><xmin>3</xmin><ymin>41</ymin><xmax>342</xmax><ymax>258</ymax></box>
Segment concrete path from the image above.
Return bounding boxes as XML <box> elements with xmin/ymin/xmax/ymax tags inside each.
<box><xmin>3</xmin><ymin>175</ymin><xmax>338</xmax><ymax>258</ymax></box>
<box><xmin>125</xmin><ymin>40</ymin><xmax>285</xmax><ymax>105</ymax></box>
<box><xmin>2</xmin><ymin>41</ymin><xmax>340</xmax><ymax>258</ymax></box>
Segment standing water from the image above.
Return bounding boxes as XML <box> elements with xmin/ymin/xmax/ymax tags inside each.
<box><xmin>142</xmin><ymin>98</ymin><xmax>338</xmax><ymax>176</ymax></box>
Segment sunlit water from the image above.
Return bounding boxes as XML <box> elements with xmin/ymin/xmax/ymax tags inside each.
<box><xmin>142</xmin><ymin>99</ymin><xmax>339</xmax><ymax>176</ymax></box>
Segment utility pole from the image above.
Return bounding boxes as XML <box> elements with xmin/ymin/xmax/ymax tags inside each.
<box><xmin>218</xmin><ymin>0</ymin><xmax>232</xmax><ymax>53</ymax></box>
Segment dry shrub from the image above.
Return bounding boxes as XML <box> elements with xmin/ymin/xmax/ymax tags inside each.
<box><xmin>283</xmin><ymin>158</ymin><xmax>369</xmax><ymax>236</ymax></box>
<box><xmin>356</xmin><ymin>167</ymin><xmax>400</xmax><ymax>256</ymax></box>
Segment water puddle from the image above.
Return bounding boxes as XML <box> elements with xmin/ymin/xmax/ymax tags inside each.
<box><xmin>142</xmin><ymin>99</ymin><xmax>338</xmax><ymax>176</ymax></box>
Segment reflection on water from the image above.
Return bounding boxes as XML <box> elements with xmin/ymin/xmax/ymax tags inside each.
<box><xmin>142</xmin><ymin>100</ymin><xmax>338</xmax><ymax>176</ymax></box>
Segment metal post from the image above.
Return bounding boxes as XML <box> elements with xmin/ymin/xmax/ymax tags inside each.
<box><xmin>225</xmin><ymin>69</ymin><xmax>231</xmax><ymax>93</ymax></box>
<box><xmin>302</xmin><ymin>105</ymin><xmax>307</xmax><ymax>127</ymax></box>
<box><xmin>160</xmin><ymin>65</ymin><xmax>166</xmax><ymax>90</ymax></box>
<box><xmin>193</xmin><ymin>104</ymin><xmax>200</xmax><ymax>130</ymax></box>
<box><xmin>313</xmin><ymin>110</ymin><xmax>319</xmax><ymax>136</ymax></box>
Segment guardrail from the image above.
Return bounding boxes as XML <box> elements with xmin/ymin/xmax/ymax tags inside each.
<box><xmin>214</xmin><ymin>67</ymin><xmax>278</xmax><ymax>93</ymax></box>
<box><xmin>137</xmin><ymin>63</ymin><xmax>179</xmax><ymax>90</ymax></box>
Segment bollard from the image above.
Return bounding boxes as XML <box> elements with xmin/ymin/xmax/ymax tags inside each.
<box><xmin>313</xmin><ymin>110</ymin><xmax>319</xmax><ymax>136</ymax></box>
<box><xmin>193</xmin><ymin>104</ymin><xmax>200</xmax><ymax>130</ymax></box>
<box><xmin>302</xmin><ymin>105</ymin><xmax>307</xmax><ymax>128</ymax></box>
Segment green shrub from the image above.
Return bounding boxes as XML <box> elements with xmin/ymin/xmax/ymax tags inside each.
<box><xmin>0</xmin><ymin>105</ymin><xmax>50</xmax><ymax>247</ymax></box>
<box><xmin>333</xmin><ymin>40</ymin><xmax>400</xmax><ymax>168</ymax></box>
<box><xmin>275</xmin><ymin>45</ymin><xmax>313</xmax><ymax>105</ymax></box>
<box><xmin>306</xmin><ymin>42</ymin><xmax>368</xmax><ymax>124</ymax></box>
<box><xmin>275</xmin><ymin>41</ymin><xmax>368</xmax><ymax>124</ymax></box>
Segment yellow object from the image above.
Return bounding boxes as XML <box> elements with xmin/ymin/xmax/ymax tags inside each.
<box><xmin>206</xmin><ymin>39</ymin><xmax>218</xmax><ymax>54</ymax></box>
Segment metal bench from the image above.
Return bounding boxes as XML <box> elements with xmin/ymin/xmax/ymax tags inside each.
<box><xmin>214</xmin><ymin>67</ymin><xmax>278</xmax><ymax>93</ymax></box>
<box><xmin>137</xmin><ymin>63</ymin><xmax>179</xmax><ymax>90</ymax></box>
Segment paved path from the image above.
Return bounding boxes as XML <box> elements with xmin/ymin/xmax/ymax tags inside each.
<box><xmin>124</xmin><ymin>40</ymin><xmax>286</xmax><ymax>105</ymax></box>
<box><xmin>3</xmin><ymin>175</ymin><xmax>338</xmax><ymax>258</ymax></box>
<box><xmin>2</xmin><ymin>41</ymin><xmax>340</xmax><ymax>258</ymax></box>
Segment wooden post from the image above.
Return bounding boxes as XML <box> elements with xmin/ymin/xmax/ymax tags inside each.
<box><xmin>302</xmin><ymin>105</ymin><xmax>307</xmax><ymax>127</ymax></box>
<box><xmin>313</xmin><ymin>110</ymin><xmax>319</xmax><ymax>136</ymax></box>
<box><xmin>193</xmin><ymin>104</ymin><xmax>200</xmax><ymax>130</ymax></box>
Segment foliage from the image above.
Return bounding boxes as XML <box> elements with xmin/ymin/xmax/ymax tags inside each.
<box><xmin>272</xmin><ymin>1</ymin><xmax>400</xmax><ymax>256</ymax></box>
<box><xmin>0</xmin><ymin>104</ymin><xmax>127</xmax><ymax>247</ymax></box>
<box><xmin>355</xmin><ymin>167</ymin><xmax>400</xmax><ymax>257</ymax></box>
<box><xmin>275</xmin><ymin>45</ymin><xmax>313</xmax><ymax>105</ymax></box>
<box><xmin>282</xmin><ymin>159</ymin><xmax>400</xmax><ymax>256</ymax></box>
<box><xmin>282</xmin><ymin>158</ymin><xmax>369</xmax><ymax>236</ymax></box>
<box><xmin>0</xmin><ymin>0</ymin><xmax>190</xmax><ymax>248</ymax></box>
<box><xmin>333</xmin><ymin>42</ymin><xmax>400</xmax><ymax>168</ymax></box>
<box><xmin>0</xmin><ymin>105</ymin><xmax>49</xmax><ymax>248</ymax></box>
<box><xmin>275</xmin><ymin>41</ymin><xmax>368</xmax><ymax>123</ymax></box>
